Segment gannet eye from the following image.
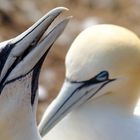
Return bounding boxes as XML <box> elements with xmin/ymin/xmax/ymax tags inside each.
<box><xmin>96</xmin><ymin>71</ymin><xmax>109</xmax><ymax>82</ymax></box>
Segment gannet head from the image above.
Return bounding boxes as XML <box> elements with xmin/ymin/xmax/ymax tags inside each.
<box><xmin>0</xmin><ymin>7</ymin><xmax>70</xmax><ymax>138</ymax></box>
<box><xmin>39</xmin><ymin>24</ymin><xmax>140</xmax><ymax>136</ymax></box>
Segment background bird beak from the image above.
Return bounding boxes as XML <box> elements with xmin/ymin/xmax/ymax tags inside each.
<box><xmin>0</xmin><ymin>7</ymin><xmax>70</xmax><ymax>84</ymax></box>
<box><xmin>39</xmin><ymin>79</ymin><xmax>111</xmax><ymax>137</ymax></box>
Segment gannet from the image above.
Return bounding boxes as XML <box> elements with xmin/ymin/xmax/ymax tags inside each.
<box><xmin>39</xmin><ymin>24</ymin><xmax>140</xmax><ymax>140</ymax></box>
<box><xmin>0</xmin><ymin>7</ymin><xmax>70</xmax><ymax>140</ymax></box>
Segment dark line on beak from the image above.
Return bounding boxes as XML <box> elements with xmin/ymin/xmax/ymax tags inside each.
<box><xmin>0</xmin><ymin>43</ymin><xmax>14</xmax><ymax>76</ymax></box>
<box><xmin>44</xmin><ymin>78</ymin><xmax>116</xmax><ymax>130</ymax></box>
<box><xmin>0</xmin><ymin>43</ymin><xmax>36</xmax><ymax>93</ymax></box>
<box><xmin>44</xmin><ymin>80</ymin><xmax>110</xmax><ymax>130</ymax></box>
<box><xmin>42</xmin><ymin>82</ymin><xmax>84</xmax><ymax>129</ymax></box>
<box><xmin>86</xmin><ymin>79</ymin><xmax>115</xmax><ymax>101</ymax></box>
<box><xmin>31</xmin><ymin>45</ymin><xmax>52</xmax><ymax>105</ymax></box>
<box><xmin>12</xmin><ymin>15</ymin><xmax>53</xmax><ymax>45</ymax></box>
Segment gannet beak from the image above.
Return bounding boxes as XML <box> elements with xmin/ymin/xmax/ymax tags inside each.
<box><xmin>39</xmin><ymin>71</ymin><xmax>115</xmax><ymax>136</ymax></box>
<box><xmin>0</xmin><ymin>7</ymin><xmax>70</xmax><ymax>91</ymax></box>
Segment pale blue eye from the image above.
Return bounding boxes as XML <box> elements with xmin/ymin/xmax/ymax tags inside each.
<box><xmin>96</xmin><ymin>71</ymin><xmax>109</xmax><ymax>81</ymax></box>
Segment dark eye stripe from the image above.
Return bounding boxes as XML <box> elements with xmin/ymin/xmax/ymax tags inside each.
<box><xmin>67</xmin><ymin>70</ymin><xmax>109</xmax><ymax>85</ymax></box>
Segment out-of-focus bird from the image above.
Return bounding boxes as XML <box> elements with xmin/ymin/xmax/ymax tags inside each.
<box><xmin>0</xmin><ymin>7</ymin><xmax>70</xmax><ymax>140</ymax></box>
<box><xmin>39</xmin><ymin>24</ymin><xmax>140</xmax><ymax>140</ymax></box>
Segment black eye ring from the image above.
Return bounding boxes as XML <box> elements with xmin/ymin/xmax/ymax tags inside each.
<box><xmin>96</xmin><ymin>71</ymin><xmax>109</xmax><ymax>82</ymax></box>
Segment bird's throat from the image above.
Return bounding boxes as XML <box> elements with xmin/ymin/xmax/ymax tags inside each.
<box><xmin>0</xmin><ymin>73</ymin><xmax>41</xmax><ymax>140</ymax></box>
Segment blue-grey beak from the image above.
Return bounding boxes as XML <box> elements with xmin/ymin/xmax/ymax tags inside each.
<box><xmin>0</xmin><ymin>7</ymin><xmax>70</xmax><ymax>96</ymax></box>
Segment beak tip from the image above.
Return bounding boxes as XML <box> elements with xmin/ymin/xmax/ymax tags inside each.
<box><xmin>62</xmin><ymin>16</ymin><xmax>72</xmax><ymax>30</ymax></box>
<box><xmin>59</xmin><ymin>7</ymin><xmax>69</xmax><ymax>11</ymax></box>
<box><xmin>49</xmin><ymin>7</ymin><xmax>69</xmax><ymax>16</ymax></box>
<box><xmin>56</xmin><ymin>7</ymin><xmax>69</xmax><ymax>11</ymax></box>
<box><xmin>62</xmin><ymin>16</ymin><xmax>72</xmax><ymax>26</ymax></box>
<box><xmin>67</xmin><ymin>16</ymin><xmax>73</xmax><ymax>20</ymax></box>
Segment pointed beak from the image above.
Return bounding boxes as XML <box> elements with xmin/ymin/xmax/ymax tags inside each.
<box><xmin>39</xmin><ymin>78</ymin><xmax>114</xmax><ymax>137</ymax></box>
<box><xmin>0</xmin><ymin>7</ymin><xmax>70</xmax><ymax>85</ymax></box>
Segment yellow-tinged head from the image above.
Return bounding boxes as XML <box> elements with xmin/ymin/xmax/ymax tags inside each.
<box><xmin>66</xmin><ymin>24</ymin><xmax>140</xmax><ymax>82</ymax></box>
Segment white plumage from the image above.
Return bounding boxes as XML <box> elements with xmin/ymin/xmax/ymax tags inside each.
<box><xmin>40</xmin><ymin>24</ymin><xmax>140</xmax><ymax>140</ymax></box>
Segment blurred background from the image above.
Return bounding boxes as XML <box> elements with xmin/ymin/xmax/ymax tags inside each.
<box><xmin>0</xmin><ymin>0</ymin><xmax>140</xmax><ymax>123</ymax></box>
